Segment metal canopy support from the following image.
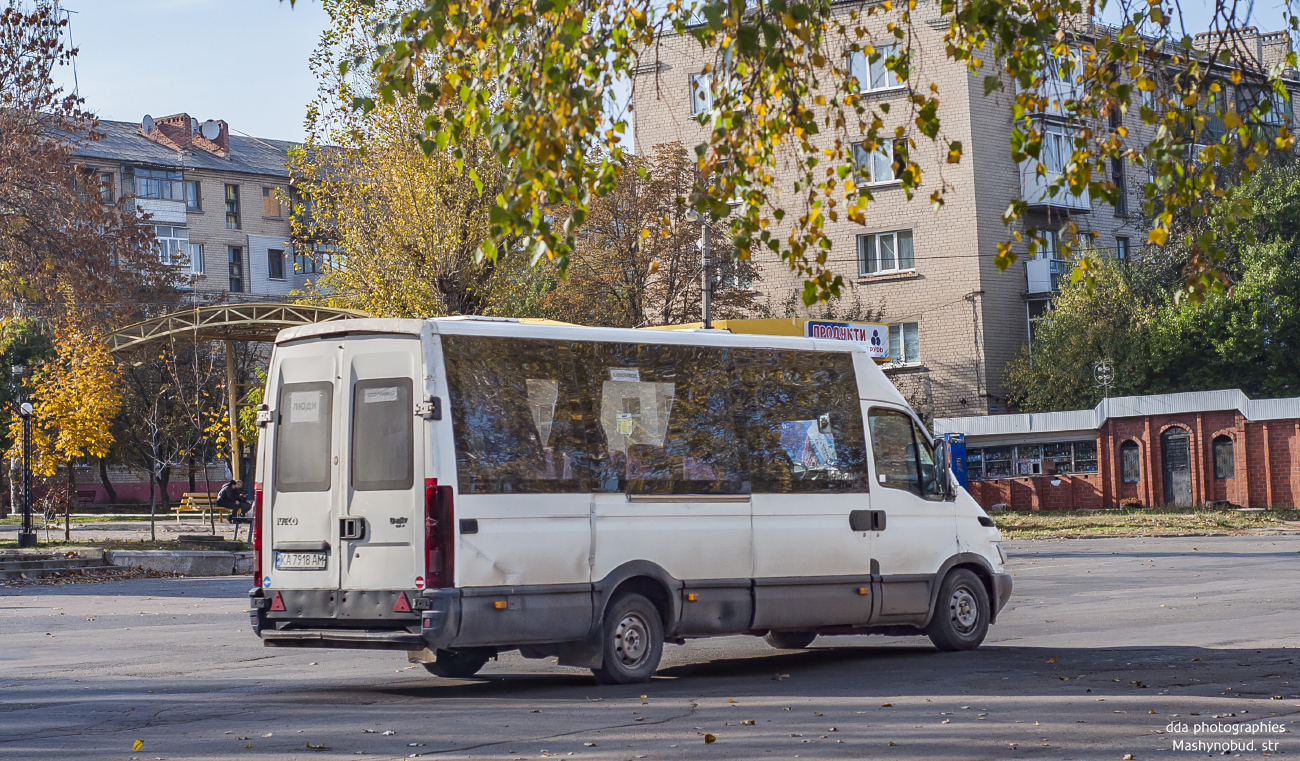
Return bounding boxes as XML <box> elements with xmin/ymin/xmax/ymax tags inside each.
<box><xmin>107</xmin><ymin>302</ymin><xmax>368</xmax><ymax>487</ymax></box>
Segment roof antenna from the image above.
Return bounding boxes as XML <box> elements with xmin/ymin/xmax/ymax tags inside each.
<box><xmin>57</xmin><ymin>2</ymin><xmax>80</xmax><ymax>96</ymax></box>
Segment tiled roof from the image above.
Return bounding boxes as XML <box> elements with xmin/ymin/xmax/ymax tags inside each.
<box><xmin>69</xmin><ymin>119</ymin><xmax>296</xmax><ymax>178</ymax></box>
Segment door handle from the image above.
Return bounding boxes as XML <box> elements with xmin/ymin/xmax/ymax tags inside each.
<box><xmin>339</xmin><ymin>516</ymin><xmax>366</xmax><ymax>541</ymax></box>
<box><xmin>849</xmin><ymin>510</ymin><xmax>887</xmax><ymax>532</ymax></box>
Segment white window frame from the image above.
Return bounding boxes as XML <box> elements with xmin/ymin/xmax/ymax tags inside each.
<box><xmin>689</xmin><ymin>73</ymin><xmax>713</xmax><ymax>116</ymax></box>
<box><xmin>857</xmin><ymin>229</ymin><xmax>914</xmax><ymax>277</ymax></box>
<box><xmin>848</xmin><ymin>45</ymin><xmax>904</xmax><ymax>93</ymax></box>
<box><xmin>851</xmin><ymin>139</ymin><xmax>903</xmax><ymax>186</ymax></box>
<box><xmin>1040</xmin><ymin>122</ymin><xmax>1070</xmax><ymax>175</ymax></box>
<box><xmin>1114</xmin><ymin>236</ymin><xmax>1130</xmax><ymax>260</ymax></box>
<box><xmin>154</xmin><ymin>225</ymin><xmax>188</xmax><ymax>266</ymax></box>
<box><xmin>189</xmin><ymin>242</ymin><xmax>204</xmax><ymax>275</ymax></box>
<box><xmin>887</xmin><ymin>321</ymin><xmax>920</xmax><ymax>366</ymax></box>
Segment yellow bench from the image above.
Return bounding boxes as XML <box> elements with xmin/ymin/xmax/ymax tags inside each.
<box><xmin>171</xmin><ymin>493</ymin><xmax>226</xmax><ymax>524</ymax></box>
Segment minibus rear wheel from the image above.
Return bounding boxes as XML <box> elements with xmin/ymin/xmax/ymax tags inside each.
<box><xmin>424</xmin><ymin>648</ymin><xmax>491</xmax><ymax>679</ymax></box>
<box><xmin>763</xmin><ymin>631</ymin><xmax>817</xmax><ymax>650</ymax></box>
<box><xmin>925</xmin><ymin>568</ymin><xmax>990</xmax><ymax>651</ymax></box>
<box><xmin>591</xmin><ymin>593</ymin><xmax>664</xmax><ymax>685</ymax></box>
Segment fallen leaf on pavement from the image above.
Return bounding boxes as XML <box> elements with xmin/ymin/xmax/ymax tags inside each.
<box><xmin>704</xmin><ymin>734</ymin><xmax>716</xmax><ymax>744</ymax></box>
<box><xmin>132</xmin><ymin>740</ymin><xmax>143</xmax><ymax>752</ymax></box>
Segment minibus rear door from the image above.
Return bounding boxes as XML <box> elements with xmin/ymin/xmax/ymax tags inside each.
<box><xmin>338</xmin><ymin>337</ymin><xmax>424</xmax><ymax>592</ymax></box>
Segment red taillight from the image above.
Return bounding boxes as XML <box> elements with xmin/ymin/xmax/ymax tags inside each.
<box><xmin>424</xmin><ymin>478</ymin><xmax>454</xmax><ymax>588</ymax></box>
<box><xmin>253</xmin><ymin>484</ymin><xmax>264</xmax><ymax>583</ymax></box>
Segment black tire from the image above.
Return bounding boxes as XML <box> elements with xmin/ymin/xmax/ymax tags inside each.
<box><xmin>925</xmin><ymin>568</ymin><xmax>990</xmax><ymax>652</ymax></box>
<box><xmin>423</xmin><ymin>649</ymin><xmax>490</xmax><ymax>679</ymax></box>
<box><xmin>763</xmin><ymin>631</ymin><xmax>817</xmax><ymax>650</ymax></box>
<box><xmin>591</xmin><ymin>593</ymin><xmax>664</xmax><ymax>685</ymax></box>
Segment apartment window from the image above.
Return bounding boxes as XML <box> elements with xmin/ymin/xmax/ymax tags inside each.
<box><xmin>851</xmin><ymin>139</ymin><xmax>905</xmax><ymax>186</ymax></box>
<box><xmin>1213</xmin><ymin>435</ymin><xmax>1234</xmax><ymax>479</ymax></box>
<box><xmin>153</xmin><ymin>225</ymin><xmax>188</xmax><ymax>265</ymax></box>
<box><xmin>134</xmin><ymin>167</ymin><xmax>183</xmax><ymax>200</ymax></box>
<box><xmin>1112</xmin><ymin>157</ymin><xmax>1127</xmax><ymax>215</ymax></box>
<box><xmin>225</xmin><ymin>184</ymin><xmax>241</xmax><ymax>229</ymax></box>
<box><xmin>689</xmin><ymin>73</ymin><xmax>713</xmax><ymax>116</ymax></box>
<box><xmin>848</xmin><ymin>46</ymin><xmax>903</xmax><ymax>93</ymax></box>
<box><xmin>189</xmin><ymin>243</ymin><xmax>204</xmax><ymax>275</ymax></box>
<box><xmin>228</xmin><ymin>246</ymin><xmax>244</xmax><ymax>292</ymax></box>
<box><xmin>1040</xmin><ymin>122</ymin><xmax>1071</xmax><ymax>174</ymax></box>
<box><xmin>887</xmin><ymin>322</ymin><xmax>920</xmax><ymax>365</ymax></box>
<box><xmin>1036</xmin><ymin>228</ymin><xmax>1060</xmax><ymax>259</ymax></box>
<box><xmin>858</xmin><ymin>230</ymin><xmax>914</xmax><ymax>276</ymax></box>
<box><xmin>98</xmin><ymin>172</ymin><xmax>114</xmax><ymax>202</ymax></box>
<box><xmin>1120</xmin><ymin>440</ymin><xmax>1140</xmax><ymax>484</ymax></box>
<box><xmin>294</xmin><ymin>247</ymin><xmax>319</xmax><ymax>275</ymax></box>
<box><xmin>1115</xmin><ymin>236</ymin><xmax>1130</xmax><ymax>260</ymax></box>
<box><xmin>185</xmin><ymin>181</ymin><xmax>201</xmax><ymax>211</ymax></box>
<box><xmin>268</xmin><ymin>249</ymin><xmax>285</xmax><ymax>280</ymax></box>
<box><xmin>262</xmin><ymin>187</ymin><xmax>283</xmax><ymax>218</ymax></box>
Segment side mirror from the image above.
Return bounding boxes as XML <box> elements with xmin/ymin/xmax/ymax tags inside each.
<box><xmin>933</xmin><ymin>438</ymin><xmax>953</xmax><ymax>500</ymax></box>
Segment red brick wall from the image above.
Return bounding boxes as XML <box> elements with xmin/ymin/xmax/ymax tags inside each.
<box><xmin>965</xmin><ymin>410</ymin><xmax>1300</xmax><ymax>510</ymax></box>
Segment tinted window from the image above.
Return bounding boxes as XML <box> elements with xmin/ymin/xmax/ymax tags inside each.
<box><xmin>913</xmin><ymin>420</ymin><xmax>943</xmax><ymax>499</ymax></box>
<box><xmin>574</xmin><ymin>342</ymin><xmax>745</xmax><ymax>494</ymax></box>
<box><xmin>351</xmin><ymin>378</ymin><xmax>413</xmax><ymax>491</ymax></box>
<box><xmin>735</xmin><ymin>349</ymin><xmax>869</xmax><ymax>493</ymax></box>
<box><xmin>869</xmin><ymin>408</ymin><xmax>920</xmax><ymax>494</ymax></box>
<box><xmin>1213</xmin><ymin>435</ymin><xmax>1234</xmax><ymax>479</ymax></box>
<box><xmin>275</xmin><ymin>381</ymin><xmax>333</xmax><ymax>493</ymax></box>
<box><xmin>442</xmin><ymin>336</ymin><xmax>588</xmax><ymax>494</ymax></box>
<box><xmin>1120</xmin><ymin>441</ymin><xmax>1141</xmax><ymax>484</ymax></box>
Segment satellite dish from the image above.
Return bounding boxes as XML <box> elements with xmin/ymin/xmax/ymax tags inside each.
<box><xmin>201</xmin><ymin>120</ymin><xmax>220</xmax><ymax>141</ymax></box>
<box><xmin>142</xmin><ymin>114</ymin><xmax>154</xmax><ymax>134</ymax></box>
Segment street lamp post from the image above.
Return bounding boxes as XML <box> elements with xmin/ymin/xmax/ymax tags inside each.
<box><xmin>17</xmin><ymin>401</ymin><xmax>35</xmax><ymax>549</ymax></box>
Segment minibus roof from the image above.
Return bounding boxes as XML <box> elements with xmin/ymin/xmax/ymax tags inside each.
<box><xmin>274</xmin><ymin>317</ymin><xmax>909</xmax><ymax>407</ymax></box>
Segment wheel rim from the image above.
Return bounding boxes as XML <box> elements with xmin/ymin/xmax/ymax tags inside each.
<box><xmin>613</xmin><ymin>613</ymin><xmax>650</xmax><ymax>667</ymax></box>
<box><xmin>949</xmin><ymin>587</ymin><xmax>979</xmax><ymax>634</ymax></box>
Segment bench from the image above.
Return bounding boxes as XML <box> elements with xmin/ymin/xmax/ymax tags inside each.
<box><xmin>171</xmin><ymin>493</ymin><xmax>225</xmax><ymax>525</ymax></box>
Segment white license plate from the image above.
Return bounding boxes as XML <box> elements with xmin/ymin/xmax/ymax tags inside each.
<box><xmin>275</xmin><ymin>551</ymin><xmax>327</xmax><ymax>571</ymax></box>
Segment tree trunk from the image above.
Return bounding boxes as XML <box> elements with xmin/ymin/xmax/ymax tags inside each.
<box><xmin>158</xmin><ymin>464</ymin><xmax>172</xmax><ymax>512</ymax></box>
<box><xmin>148</xmin><ymin>467</ymin><xmax>157</xmax><ymax>542</ymax></box>
<box><xmin>98</xmin><ymin>456</ymin><xmax>118</xmax><ymax>504</ymax></box>
<box><xmin>65</xmin><ymin>461</ymin><xmax>75</xmax><ymax>541</ymax></box>
<box><xmin>188</xmin><ymin>455</ymin><xmax>196</xmax><ymax>493</ymax></box>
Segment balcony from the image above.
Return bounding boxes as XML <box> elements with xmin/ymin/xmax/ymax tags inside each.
<box><xmin>1020</xmin><ymin>163</ymin><xmax>1090</xmax><ymax>214</ymax></box>
<box><xmin>135</xmin><ymin>197</ymin><xmax>187</xmax><ymax>224</ymax></box>
<box><xmin>1024</xmin><ymin>257</ymin><xmax>1074</xmax><ymax>294</ymax></box>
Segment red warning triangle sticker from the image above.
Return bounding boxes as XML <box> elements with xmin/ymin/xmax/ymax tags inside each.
<box><xmin>393</xmin><ymin>592</ymin><xmax>411</xmax><ymax>613</ymax></box>
<box><xmin>270</xmin><ymin>592</ymin><xmax>286</xmax><ymax>611</ymax></box>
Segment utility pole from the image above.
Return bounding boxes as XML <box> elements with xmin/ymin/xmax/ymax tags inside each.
<box><xmin>686</xmin><ymin>210</ymin><xmax>713</xmax><ymax>329</ymax></box>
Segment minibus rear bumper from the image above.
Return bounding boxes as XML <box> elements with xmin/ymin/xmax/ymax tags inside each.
<box><xmin>991</xmin><ymin>573</ymin><xmax>1013</xmax><ymax>619</ymax></box>
<box><xmin>249</xmin><ymin>587</ymin><xmax>461</xmax><ymax>651</ymax></box>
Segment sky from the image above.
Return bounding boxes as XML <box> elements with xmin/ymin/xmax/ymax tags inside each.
<box><xmin>53</xmin><ymin>0</ymin><xmax>330</xmax><ymax>142</ymax></box>
<box><xmin>48</xmin><ymin>0</ymin><xmax>1292</xmax><ymax>147</ymax></box>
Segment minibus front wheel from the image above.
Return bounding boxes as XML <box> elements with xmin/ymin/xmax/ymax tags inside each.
<box><xmin>925</xmin><ymin>568</ymin><xmax>990</xmax><ymax>651</ymax></box>
<box><xmin>591</xmin><ymin>593</ymin><xmax>664</xmax><ymax>685</ymax></box>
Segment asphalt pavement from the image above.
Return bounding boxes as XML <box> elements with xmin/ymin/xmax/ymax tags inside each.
<box><xmin>1</xmin><ymin>534</ymin><xmax>1298</xmax><ymax>760</ymax></box>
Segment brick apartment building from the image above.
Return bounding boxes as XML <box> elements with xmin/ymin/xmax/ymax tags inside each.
<box><xmin>70</xmin><ymin>113</ymin><xmax>318</xmax><ymax>300</ymax></box>
<box><xmin>935</xmin><ymin>390</ymin><xmax>1300</xmax><ymax>510</ymax></box>
<box><xmin>631</xmin><ymin>18</ymin><xmax>1299</xmax><ymax>418</ymax></box>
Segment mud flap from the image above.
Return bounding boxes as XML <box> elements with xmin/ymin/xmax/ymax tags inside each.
<box><xmin>556</xmin><ymin>631</ymin><xmax>603</xmax><ymax>669</ymax></box>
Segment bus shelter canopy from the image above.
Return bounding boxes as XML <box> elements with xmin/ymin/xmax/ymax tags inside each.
<box><xmin>107</xmin><ymin>303</ymin><xmax>369</xmax><ymax>354</ymax></box>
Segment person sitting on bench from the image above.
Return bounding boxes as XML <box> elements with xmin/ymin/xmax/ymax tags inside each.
<box><xmin>216</xmin><ymin>479</ymin><xmax>253</xmax><ymax>523</ymax></box>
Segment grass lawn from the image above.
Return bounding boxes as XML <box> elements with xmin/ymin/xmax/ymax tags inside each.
<box><xmin>993</xmin><ymin>507</ymin><xmax>1300</xmax><ymax>539</ymax></box>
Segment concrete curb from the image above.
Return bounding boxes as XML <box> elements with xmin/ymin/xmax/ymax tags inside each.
<box><xmin>105</xmin><ymin>550</ymin><xmax>254</xmax><ymax>577</ymax></box>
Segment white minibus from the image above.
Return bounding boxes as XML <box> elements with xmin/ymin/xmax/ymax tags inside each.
<box><xmin>249</xmin><ymin>317</ymin><xmax>1011</xmax><ymax>684</ymax></box>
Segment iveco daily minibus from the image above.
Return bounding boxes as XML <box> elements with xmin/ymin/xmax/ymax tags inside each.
<box><xmin>248</xmin><ymin>317</ymin><xmax>1011</xmax><ymax>684</ymax></box>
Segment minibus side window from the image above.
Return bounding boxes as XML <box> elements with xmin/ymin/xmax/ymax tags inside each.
<box><xmin>735</xmin><ymin>349</ymin><xmax>870</xmax><ymax>493</ymax></box>
<box><xmin>351</xmin><ymin>378</ymin><xmax>413</xmax><ymax>491</ymax></box>
<box><xmin>912</xmin><ymin>420</ymin><xmax>945</xmax><ymax>500</ymax></box>
<box><xmin>575</xmin><ymin>342</ymin><xmax>746</xmax><ymax>495</ymax></box>
<box><xmin>868</xmin><ymin>408</ymin><xmax>920</xmax><ymax>495</ymax></box>
<box><xmin>442</xmin><ymin>335</ymin><xmax>588</xmax><ymax>494</ymax></box>
<box><xmin>275</xmin><ymin>381</ymin><xmax>333</xmax><ymax>493</ymax></box>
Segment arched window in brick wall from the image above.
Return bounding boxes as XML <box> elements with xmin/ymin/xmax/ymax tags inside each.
<box><xmin>1213</xmin><ymin>435</ymin><xmax>1234</xmax><ymax>480</ymax></box>
<box><xmin>1120</xmin><ymin>440</ymin><xmax>1141</xmax><ymax>484</ymax></box>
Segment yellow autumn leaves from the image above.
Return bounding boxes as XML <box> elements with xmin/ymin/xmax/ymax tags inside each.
<box><xmin>4</xmin><ymin>321</ymin><xmax>121</xmax><ymax>479</ymax></box>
